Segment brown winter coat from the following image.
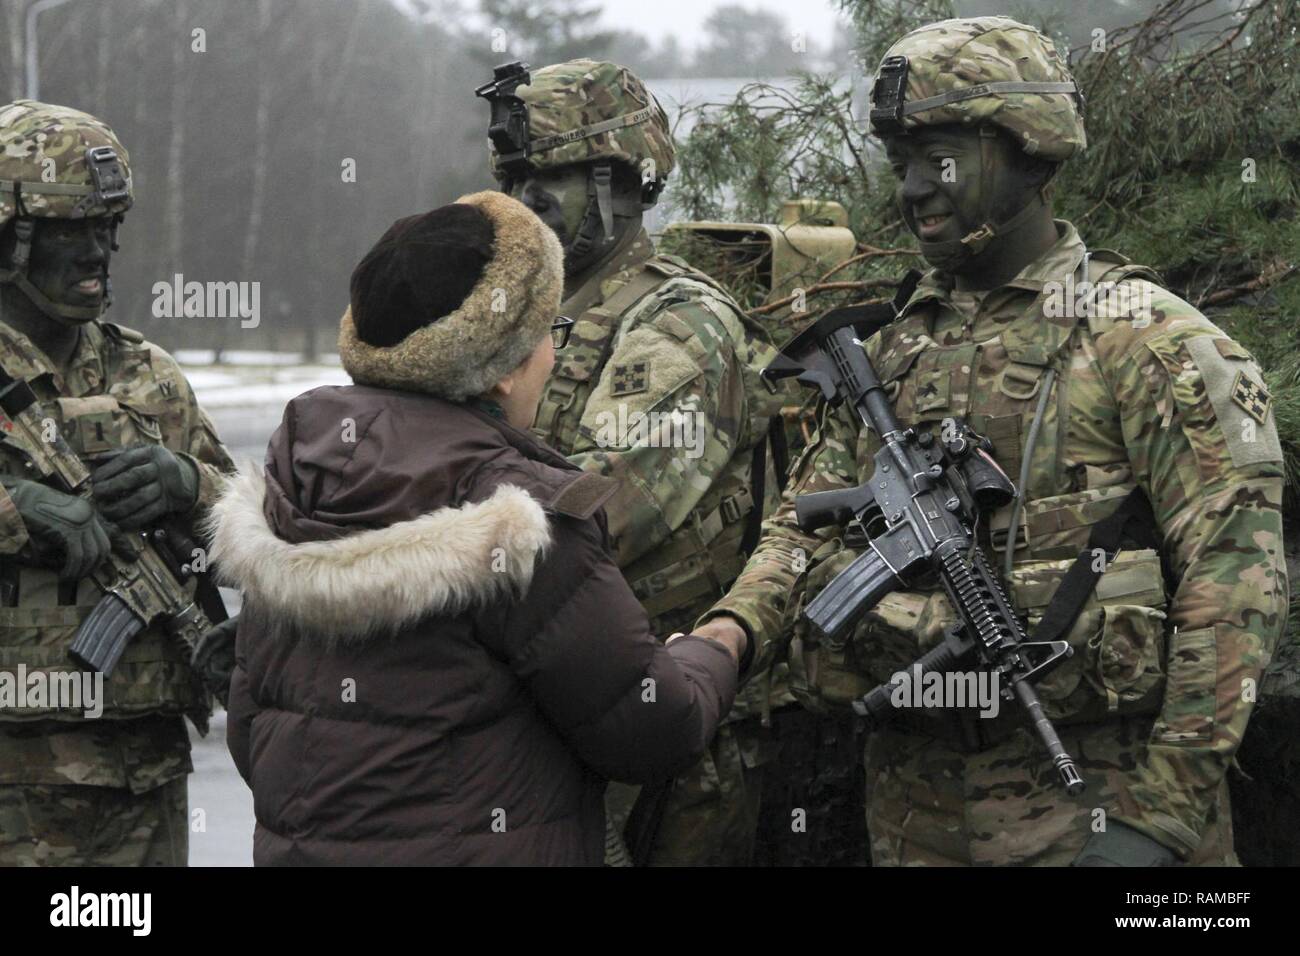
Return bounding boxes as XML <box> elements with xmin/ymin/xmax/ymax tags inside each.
<box><xmin>212</xmin><ymin>385</ymin><xmax>738</xmax><ymax>866</ymax></box>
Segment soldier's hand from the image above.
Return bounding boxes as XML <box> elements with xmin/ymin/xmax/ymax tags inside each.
<box><xmin>1</xmin><ymin>477</ymin><xmax>113</xmax><ymax>579</ymax></box>
<box><xmin>1071</xmin><ymin>821</ymin><xmax>1180</xmax><ymax>867</ymax></box>
<box><xmin>90</xmin><ymin>444</ymin><xmax>200</xmax><ymax>530</ymax></box>
<box><xmin>682</xmin><ymin>617</ymin><xmax>751</xmax><ymax>669</ymax></box>
<box><xmin>192</xmin><ymin>615</ymin><xmax>239</xmax><ymax>708</ymax></box>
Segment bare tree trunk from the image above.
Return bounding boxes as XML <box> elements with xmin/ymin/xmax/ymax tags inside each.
<box><xmin>96</xmin><ymin>0</ymin><xmax>112</xmax><ymax>114</ymax></box>
<box><xmin>130</xmin><ymin>12</ymin><xmax>146</xmax><ymax>135</ymax></box>
<box><xmin>416</xmin><ymin>21</ymin><xmax>441</xmax><ymax>207</ymax></box>
<box><xmin>240</xmin><ymin>0</ymin><xmax>273</xmax><ymax>284</ymax></box>
<box><xmin>220</xmin><ymin>0</ymin><xmax>274</xmax><ymax>362</ymax></box>
<box><xmin>7</xmin><ymin>1</ymin><xmax>25</xmax><ymax>100</ymax></box>
<box><xmin>164</xmin><ymin>0</ymin><xmax>189</xmax><ymax>289</ymax></box>
<box><xmin>308</xmin><ymin>0</ymin><xmax>365</xmax><ymax>358</ymax></box>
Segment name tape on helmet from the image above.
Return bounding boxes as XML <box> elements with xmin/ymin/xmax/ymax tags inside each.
<box><xmin>528</xmin><ymin>106</ymin><xmax>654</xmax><ymax>156</ymax></box>
<box><xmin>900</xmin><ymin>80</ymin><xmax>1081</xmax><ymax>117</ymax></box>
<box><xmin>0</xmin><ymin>180</ymin><xmax>96</xmax><ymax>196</ymax></box>
<box><xmin>870</xmin><ymin>51</ymin><xmax>1081</xmax><ymax>136</ymax></box>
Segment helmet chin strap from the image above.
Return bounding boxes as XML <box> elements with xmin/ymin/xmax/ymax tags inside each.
<box><xmin>0</xmin><ymin>217</ymin><xmax>108</xmax><ymax>325</ymax></box>
<box><xmin>916</xmin><ymin>127</ymin><xmax>1049</xmax><ymax>274</ymax></box>
<box><xmin>564</xmin><ymin>163</ymin><xmax>644</xmax><ymax>268</ymax></box>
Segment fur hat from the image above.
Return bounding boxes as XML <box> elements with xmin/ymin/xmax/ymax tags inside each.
<box><xmin>338</xmin><ymin>190</ymin><xmax>564</xmax><ymax>401</ymax></box>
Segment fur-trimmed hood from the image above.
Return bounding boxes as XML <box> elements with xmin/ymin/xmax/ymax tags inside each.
<box><xmin>337</xmin><ymin>190</ymin><xmax>564</xmax><ymax>401</ymax></box>
<box><xmin>209</xmin><ymin>468</ymin><xmax>551</xmax><ymax>643</ymax></box>
<box><xmin>207</xmin><ymin>384</ymin><xmax>615</xmax><ymax>644</ymax></box>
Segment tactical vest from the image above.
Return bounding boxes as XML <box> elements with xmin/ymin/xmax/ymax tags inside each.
<box><xmin>532</xmin><ymin>253</ymin><xmax>781</xmax><ymax>639</ymax></box>
<box><xmin>0</xmin><ymin>321</ymin><xmax>210</xmax><ymax>728</ymax></box>
<box><xmin>791</xmin><ymin>251</ymin><xmax>1179</xmax><ymax>739</ymax></box>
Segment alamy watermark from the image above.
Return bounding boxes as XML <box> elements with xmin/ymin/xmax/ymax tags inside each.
<box><xmin>0</xmin><ymin>666</ymin><xmax>103</xmax><ymax>718</ymax></box>
<box><xmin>50</xmin><ymin>886</ymin><xmax>150</xmax><ymax>936</ymax></box>
<box><xmin>151</xmin><ymin>273</ymin><xmax>260</xmax><ymax>328</ymax></box>
<box><xmin>887</xmin><ymin>663</ymin><xmax>1001</xmax><ymax>719</ymax></box>
<box><xmin>591</xmin><ymin>404</ymin><xmax>707</xmax><ymax>460</ymax></box>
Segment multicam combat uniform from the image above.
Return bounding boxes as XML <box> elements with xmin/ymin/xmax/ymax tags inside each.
<box><xmin>487</xmin><ymin>59</ymin><xmax>796</xmax><ymax>866</ymax></box>
<box><xmin>0</xmin><ymin>318</ymin><xmax>233</xmax><ymax>865</ymax></box>
<box><xmin>532</xmin><ymin>226</ymin><xmax>792</xmax><ymax>865</ymax></box>
<box><xmin>0</xmin><ymin>99</ymin><xmax>233</xmax><ymax>865</ymax></box>
<box><xmin>706</xmin><ymin>220</ymin><xmax>1287</xmax><ymax>864</ymax></box>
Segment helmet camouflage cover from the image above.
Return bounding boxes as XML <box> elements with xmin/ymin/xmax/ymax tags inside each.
<box><xmin>869</xmin><ymin>16</ymin><xmax>1086</xmax><ymax>162</ymax></box>
<box><xmin>489</xmin><ymin>59</ymin><xmax>676</xmax><ymax>182</ymax></box>
<box><xmin>0</xmin><ymin>99</ymin><xmax>133</xmax><ymax>230</ymax></box>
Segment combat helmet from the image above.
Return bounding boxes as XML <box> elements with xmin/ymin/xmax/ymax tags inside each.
<box><xmin>0</xmin><ymin>99</ymin><xmax>133</xmax><ymax>322</ymax></box>
<box><xmin>867</xmin><ymin>17</ymin><xmax>1085</xmax><ymax>268</ymax></box>
<box><xmin>478</xmin><ymin>59</ymin><xmax>674</xmax><ymax>257</ymax></box>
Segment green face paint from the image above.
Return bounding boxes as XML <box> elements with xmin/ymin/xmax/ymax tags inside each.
<box><xmin>509</xmin><ymin>167</ymin><xmax>590</xmax><ymax>246</ymax></box>
<box><xmin>884</xmin><ymin>127</ymin><xmax>988</xmax><ymax>248</ymax></box>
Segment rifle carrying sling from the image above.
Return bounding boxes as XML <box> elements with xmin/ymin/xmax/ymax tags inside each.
<box><xmin>1029</xmin><ymin>485</ymin><xmax>1162</xmax><ymax>648</ymax></box>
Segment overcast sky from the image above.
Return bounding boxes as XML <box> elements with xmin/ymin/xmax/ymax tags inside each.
<box><xmin>598</xmin><ymin>0</ymin><xmax>848</xmax><ymax>51</ymax></box>
<box><xmin>400</xmin><ymin>0</ymin><xmax>853</xmax><ymax>52</ymax></box>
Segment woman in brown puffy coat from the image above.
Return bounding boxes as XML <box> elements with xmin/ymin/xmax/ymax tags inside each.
<box><xmin>211</xmin><ymin>192</ymin><xmax>747</xmax><ymax>865</ymax></box>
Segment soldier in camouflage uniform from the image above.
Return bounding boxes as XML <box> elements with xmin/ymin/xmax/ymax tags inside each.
<box><xmin>0</xmin><ymin>101</ymin><xmax>234</xmax><ymax>865</ymax></box>
<box><xmin>697</xmin><ymin>18</ymin><xmax>1287</xmax><ymax>865</ymax></box>
<box><xmin>481</xmin><ymin>60</ymin><xmax>792</xmax><ymax>866</ymax></box>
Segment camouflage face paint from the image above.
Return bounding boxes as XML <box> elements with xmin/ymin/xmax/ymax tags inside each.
<box><xmin>885</xmin><ymin>127</ymin><xmax>986</xmax><ymax>247</ymax></box>
<box><xmin>27</xmin><ymin>217</ymin><xmax>114</xmax><ymax>316</ymax></box>
<box><xmin>510</xmin><ymin>166</ymin><xmax>589</xmax><ymax>249</ymax></box>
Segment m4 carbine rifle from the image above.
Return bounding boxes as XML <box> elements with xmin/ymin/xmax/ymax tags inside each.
<box><xmin>762</xmin><ymin>306</ymin><xmax>1085</xmax><ymax>795</ymax></box>
<box><xmin>0</xmin><ymin>367</ymin><xmax>226</xmax><ymax>677</ymax></box>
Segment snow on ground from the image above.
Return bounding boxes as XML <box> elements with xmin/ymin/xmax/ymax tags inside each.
<box><xmin>182</xmin><ymin>357</ymin><xmax>351</xmax><ymax>411</ymax></box>
<box><xmin>175</xmin><ymin>349</ymin><xmax>342</xmax><ymax>367</ymax></box>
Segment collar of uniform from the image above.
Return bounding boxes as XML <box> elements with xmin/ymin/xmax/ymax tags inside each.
<box><xmin>0</xmin><ymin>318</ymin><xmax>106</xmax><ymax>396</ymax></box>
<box><xmin>1001</xmin><ymin>220</ymin><xmax>1086</xmax><ymax>293</ymax></box>
<box><xmin>896</xmin><ymin>220</ymin><xmax>1086</xmax><ymax>322</ymax></box>
<box><xmin>561</xmin><ymin>227</ymin><xmax>655</xmax><ymax>317</ymax></box>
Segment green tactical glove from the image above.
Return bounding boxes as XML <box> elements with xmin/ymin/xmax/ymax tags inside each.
<box><xmin>90</xmin><ymin>444</ymin><xmax>200</xmax><ymax>530</ymax></box>
<box><xmin>1</xmin><ymin>476</ymin><xmax>114</xmax><ymax>579</ymax></box>
<box><xmin>1072</xmin><ymin>820</ymin><xmax>1180</xmax><ymax>867</ymax></box>
<box><xmin>192</xmin><ymin>615</ymin><xmax>238</xmax><ymax>709</ymax></box>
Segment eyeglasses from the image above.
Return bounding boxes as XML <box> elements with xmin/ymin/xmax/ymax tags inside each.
<box><xmin>551</xmin><ymin>315</ymin><xmax>574</xmax><ymax>350</ymax></box>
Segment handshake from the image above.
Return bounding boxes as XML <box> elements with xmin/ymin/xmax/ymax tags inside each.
<box><xmin>668</xmin><ymin>617</ymin><xmax>749</xmax><ymax>667</ymax></box>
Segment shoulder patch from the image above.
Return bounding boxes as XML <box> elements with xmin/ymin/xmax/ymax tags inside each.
<box><xmin>611</xmin><ymin>361</ymin><xmax>650</xmax><ymax>397</ymax></box>
<box><xmin>576</xmin><ymin>326</ymin><xmax>703</xmax><ymax>443</ymax></box>
<box><xmin>1182</xmin><ymin>335</ymin><xmax>1282</xmax><ymax>469</ymax></box>
<box><xmin>1231</xmin><ymin>369</ymin><xmax>1271</xmax><ymax>425</ymax></box>
<box><xmin>547</xmin><ymin>471</ymin><xmax>619</xmax><ymax>520</ymax></box>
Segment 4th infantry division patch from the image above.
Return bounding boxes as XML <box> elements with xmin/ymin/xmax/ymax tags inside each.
<box><xmin>1231</xmin><ymin>370</ymin><xmax>1270</xmax><ymax>424</ymax></box>
<box><xmin>611</xmin><ymin>361</ymin><xmax>650</xmax><ymax>397</ymax></box>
